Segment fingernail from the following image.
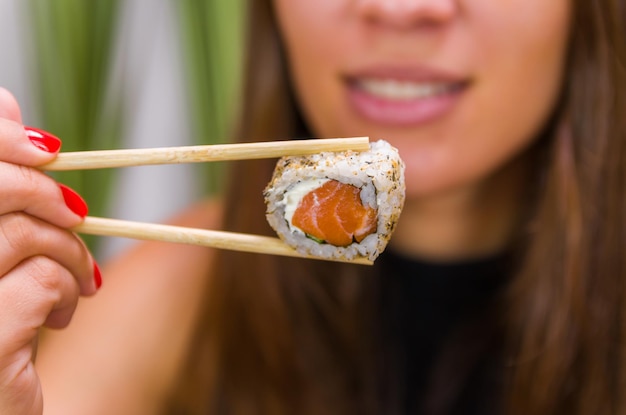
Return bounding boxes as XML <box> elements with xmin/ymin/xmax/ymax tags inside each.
<box><xmin>93</xmin><ymin>261</ymin><xmax>102</xmax><ymax>289</ymax></box>
<box><xmin>59</xmin><ymin>184</ymin><xmax>89</xmax><ymax>217</ymax></box>
<box><xmin>24</xmin><ymin>126</ymin><xmax>61</xmax><ymax>153</ymax></box>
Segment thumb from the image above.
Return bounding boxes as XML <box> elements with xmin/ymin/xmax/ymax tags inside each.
<box><xmin>0</xmin><ymin>87</ymin><xmax>23</xmax><ymax>123</ymax></box>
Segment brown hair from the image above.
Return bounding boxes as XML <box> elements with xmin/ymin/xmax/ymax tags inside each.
<box><xmin>169</xmin><ymin>0</ymin><xmax>626</xmax><ymax>413</ymax></box>
<box><xmin>506</xmin><ymin>0</ymin><xmax>626</xmax><ymax>413</ymax></box>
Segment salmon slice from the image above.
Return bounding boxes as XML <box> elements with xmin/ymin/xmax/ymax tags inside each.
<box><xmin>292</xmin><ymin>180</ymin><xmax>377</xmax><ymax>246</ymax></box>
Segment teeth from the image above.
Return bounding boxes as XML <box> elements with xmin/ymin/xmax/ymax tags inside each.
<box><xmin>357</xmin><ymin>78</ymin><xmax>455</xmax><ymax>100</ymax></box>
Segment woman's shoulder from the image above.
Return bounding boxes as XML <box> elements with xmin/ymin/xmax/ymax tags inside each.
<box><xmin>165</xmin><ymin>197</ymin><xmax>224</xmax><ymax>229</ymax></box>
<box><xmin>36</xmin><ymin>198</ymin><xmax>224</xmax><ymax>414</ymax></box>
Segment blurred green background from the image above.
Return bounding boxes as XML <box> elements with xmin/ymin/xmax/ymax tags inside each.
<box><xmin>17</xmin><ymin>0</ymin><xmax>245</xmax><ymax>252</ymax></box>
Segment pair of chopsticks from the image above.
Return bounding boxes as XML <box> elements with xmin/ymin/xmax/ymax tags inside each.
<box><xmin>41</xmin><ymin>137</ymin><xmax>373</xmax><ymax>265</ymax></box>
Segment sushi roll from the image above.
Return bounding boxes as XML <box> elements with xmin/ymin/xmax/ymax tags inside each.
<box><xmin>264</xmin><ymin>139</ymin><xmax>405</xmax><ymax>261</ymax></box>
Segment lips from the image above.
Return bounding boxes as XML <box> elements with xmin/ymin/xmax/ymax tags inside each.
<box><xmin>345</xmin><ymin>68</ymin><xmax>468</xmax><ymax>126</ymax></box>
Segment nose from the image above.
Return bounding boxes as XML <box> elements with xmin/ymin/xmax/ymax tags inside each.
<box><xmin>355</xmin><ymin>0</ymin><xmax>457</xmax><ymax>29</ymax></box>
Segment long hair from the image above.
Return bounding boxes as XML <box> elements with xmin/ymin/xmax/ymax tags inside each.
<box><xmin>506</xmin><ymin>1</ymin><xmax>626</xmax><ymax>413</ymax></box>
<box><xmin>168</xmin><ymin>0</ymin><xmax>626</xmax><ymax>413</ymax></box>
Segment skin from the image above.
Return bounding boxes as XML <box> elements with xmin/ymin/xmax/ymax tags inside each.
<box><xmin>0</xmin><ymin>0</ymin><xmax>571</xmax><ymax>413</ymax></box>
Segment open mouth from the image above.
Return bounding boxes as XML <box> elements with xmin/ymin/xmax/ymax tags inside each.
<box><xmin>345</xmin><ymin>74</ymin><xmax>469</xmax><ymax>126</ymax></box>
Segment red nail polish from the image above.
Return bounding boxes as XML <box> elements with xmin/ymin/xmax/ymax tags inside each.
<box><xmin>93</xmin><ymin>261</ymin><xmax>102</xmax><ymax>289</ymax></box>
<box><xmin>59</xmin><ymin>184</ymin><xmax>89</xmax><ymax>217</ymax></box>
<box><xmin>24</xmin><ymin>126</ymin><xmax>61</xmax><ymax>153</ymax></box>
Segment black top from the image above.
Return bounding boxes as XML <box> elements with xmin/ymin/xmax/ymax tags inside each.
<box><xmin>376</xmin><ymin>248</ymin><xmax>511</xmax><ymax>415</ymax></box>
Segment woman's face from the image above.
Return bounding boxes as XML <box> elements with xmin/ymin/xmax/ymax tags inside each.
<box><xmin>273</xmin><ymin>0</ymin><xmax>570</xmax><ymax>198</ymax></box>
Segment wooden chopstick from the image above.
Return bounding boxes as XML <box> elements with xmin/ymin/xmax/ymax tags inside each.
<box><xmin>42</xmin><ymin>136</ymin><xmax>370</xmax><ymax>171</ymax></box>
<box><xmin>49</xmin><ymin>136</ymin><xmax>373</xmax><ymax>264</ymax></box>
<box><xmin>74</xmin><ymin>216</ymin><xmax>373</xmax><ymax>265</ymax></box>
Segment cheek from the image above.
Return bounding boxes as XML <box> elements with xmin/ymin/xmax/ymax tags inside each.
<box><xmin>404</xmin><ymin>4</ymin><xmax>570</xmax><ymax>196</ymax></box>
<box><xmin>274</xmin><ymin>1</ymin><xmax>351</xmax><ymax>134</ymax></box>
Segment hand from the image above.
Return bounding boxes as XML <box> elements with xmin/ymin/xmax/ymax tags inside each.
<box><xmin>0</xmin><ymin>88</ymin><xmax>100</xmax><ymax>414</ymax></box>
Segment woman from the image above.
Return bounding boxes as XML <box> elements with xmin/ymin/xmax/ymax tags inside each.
<box><xmin>1</xmin><ymin>0</ymin><xmax>625</xmax><ymax>414</ymax></box>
